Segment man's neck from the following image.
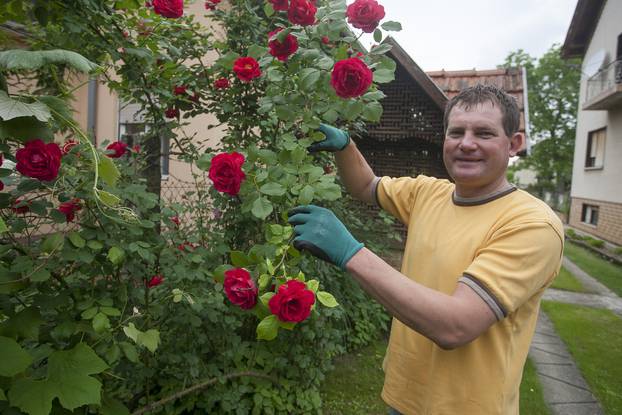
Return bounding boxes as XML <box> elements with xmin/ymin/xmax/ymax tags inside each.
<box><xmin>454</xmin><ymin>179</ymin><xmax>513</xmax><ymax>200</ymax></box>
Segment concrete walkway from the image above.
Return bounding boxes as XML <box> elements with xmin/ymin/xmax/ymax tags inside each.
<box><xmin>528</xmin><ymin>256</ymin><xmax>621</xmax><ymax>414</ymax></box>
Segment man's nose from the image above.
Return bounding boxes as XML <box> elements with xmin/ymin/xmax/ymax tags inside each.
<box><xmin>458</xmin><ymin>132</ymin><xmax>477</xmax><ymax>151</ymax></box>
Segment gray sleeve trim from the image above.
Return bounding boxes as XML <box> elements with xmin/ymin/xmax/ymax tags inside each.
<box><xmin>372</xmin><ymin>176</ymin><xmax>381</xmax><ymax>208</ymax></box>
<box><xmin>459</xmin><ymin>274</ymin><xmax>506</xmax><ymax>321</ymax></box>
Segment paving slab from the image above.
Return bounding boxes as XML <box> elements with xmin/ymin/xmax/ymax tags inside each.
<box><xmin>543</xmin><ymin>289</ymin><xmax>622</xmax><ymax>317</ymax></box>
<box><xmin>529</xmin><ymin>312</ymin><xmax>604</xmax><ymax>415</ymax></box>
<box><xmin>562</xmin><ymin>257</ymin><xmax>617</xmax><ymax>297</ymax></box>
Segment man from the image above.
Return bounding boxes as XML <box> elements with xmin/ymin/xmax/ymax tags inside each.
<box><xmin>288</xmin><ymin>84</ymin><xmax>563</xmax><ymax>414</ymax></box>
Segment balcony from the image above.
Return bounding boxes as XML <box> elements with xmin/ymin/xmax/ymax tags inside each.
<box><xmin>584</xmin><ymin>60</ymin><xmax>622</xmax><ymax>110</ymax></box>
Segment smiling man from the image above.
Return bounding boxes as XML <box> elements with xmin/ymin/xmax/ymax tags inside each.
<box><xmin>288</xmin><ymin>84</ymin><xmax>564</xmax><ymax>414</ymax></box>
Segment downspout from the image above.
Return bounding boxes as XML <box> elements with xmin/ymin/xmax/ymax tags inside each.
<box><xmin>521</xmin><ymin>66</ymin><xmax>531</xmax><ymax>155</ymax></box>
<box><xmin>87</xmin><ymin>77</ymin><xmax>98</xmax><ymax>143</ymax></box>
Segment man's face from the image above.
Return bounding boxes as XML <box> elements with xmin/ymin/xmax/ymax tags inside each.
<box><xmin>443</xmin><ymin>101</ymin><xmax>519</xmax><ymax>197</ymax></box>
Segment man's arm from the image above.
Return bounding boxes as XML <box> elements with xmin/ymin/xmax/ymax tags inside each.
<box><xmin>346</xmin><ymin>248</ymin><xmax>497</xmax><ymax>350</ymax></box>
<box><xmin>288</xmin><ymin>205</ymin><xmax>498</xmax><ymax>349</ymax></box>
<box><xmin>334</xmin><ymin>141</ymin><xmax>378</xmax><ymax>205</ymax></box>
<box><xmin>311</xmin><ymin>124</ymin><xmax>378</xmax><ymax>204</ymax></box>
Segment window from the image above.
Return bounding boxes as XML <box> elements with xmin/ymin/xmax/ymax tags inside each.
<box><xmin>118</xmin><ymin>102</ymin><xmax>170</xmax><ymax>177</ymax></box>
<box><xmin>585</xmin><ymin>128</ymin><xmax>606</xmax><ymax>168</ymax></box>
<box><xmin>581</xmin><ymin>204</ymin><xmax>599</xmax><ymax>226</ymax></box>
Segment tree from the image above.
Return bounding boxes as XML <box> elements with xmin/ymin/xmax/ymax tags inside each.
<box><xmin>502</xmin><ymin>44</ymin><xmax>581</xmax><ymax>212</ymax></box>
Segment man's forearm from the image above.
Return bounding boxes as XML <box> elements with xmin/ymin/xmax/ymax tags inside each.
<box><xmin>334</xmin><ymin>141</ymin><xmax>377</xmax><ymax>204</ymax></box>
<box><xmin>345</xmin><ymin>248</ymin><xmax>497</xmax><ymax>349</ymax></box>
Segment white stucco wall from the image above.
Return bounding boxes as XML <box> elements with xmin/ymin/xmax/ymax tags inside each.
<box><xmin>570</xmin><ymin>0</ymin><xmax>622</xmax><ymax>204</ymax></box>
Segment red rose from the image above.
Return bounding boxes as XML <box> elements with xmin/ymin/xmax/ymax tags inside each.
<box><xmin>11</xmin><ymin>199</ymin><xmax>30</xmax><ymax>214</ymax></box>
<box><xmin>269</xmin><ymin>0</ymin><xmax>288</xmax><ymax>11</ymax></box>
<box><xmin>208</xmin><ymin>152</ymin><xmax>246</xmax><ymax>196</ymax></box>
<box><xmin>0</xmin><ymin>180</ymin><xmax>3</xmax><ymax>191</ymax></box>
<box><xmin>287</xmin><ymin>0</ymin><xmax>316</xmax><ymax>26</ymax></box>
<box><xmin>173</xmin><ymin>85</ymin><xmax>187</xmax><ymax>95</ymax></box>
<box><xmin>153</xmin><ymin>0</ymin><xmax>184</xmax><ymax>18</ymax></box>
<box><xmin>16</xmin><ymin>139</ymin><xmax>62</xmax><ymax>181</ymax></box>
<box><xmin>106</xmin><ymin>141</ymin><xmax>128</xmax><ymax>158</ymax></box>
<box><xmin>132</xmin><ymin>144</ymin><xmax>141</xmax><ymax>153</ymax></box>
<box><xmin>346</xmin><ymin>0</ymin><xmax>385</xmax><ymax>33</ymax></box>
<box><xmin>214</xmin><ymin>77</ymin><xmax>230</xmax><ymax>89</ymax></box>
<box><xmin>62</xmin><ymin>140</ymin><xmax>78</xmax><ymax>155</ymax></box>
<box><xmin>147</xmin><ymin>274</ymin><xmax>164</xmax><ymax>288</ymax></box>
<box><xmin>330</xmin><ymin>57</ymin><xmax>373</xmax><ymax>98</ymax></box>
<box><xmin>224</xmin><ymin>268</ymin><xmax>258</xmax><ymax>310</ymax></box>
<box><xmin>58</xmin><ymin>198</ymin><xmax>82</xmax><ymax>223</ymax></box>
<box><xmin>268</xmin><ymin>29</ymin><xmax>299</xmax><ymax>61</ymax></box>
<box><xmin>165</xmin><ymin>108</ymin><xmax>180</xmax><ymax>118</ymax></box>
<box><xmin>321</xmin><ymin>36</ymin><xmax>330</xmax><ymax>45</ymax></box>
<box><xmin>268</xmin><ymin>280</ymin><xmax>315</xmax><ymax>322</ymax></box>
<box><xmin>170</xmin><ymin>215</ymin><xmax>180</xmax><ymax>226</ymax></box>
<box><xmin>233</xmin><ymin>57</ymin><xmax>261</xmax><ymax>82</ymax></box>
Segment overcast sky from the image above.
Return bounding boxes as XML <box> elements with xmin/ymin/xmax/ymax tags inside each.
<box><xmin>359</xmin><ymin>0</ymin><xmax>578</xmax><ymax>71</ymax></box>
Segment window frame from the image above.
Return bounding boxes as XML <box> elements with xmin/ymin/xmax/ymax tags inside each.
<box><xmin>581</xmin><ymin>204</ymin><xmax>599</xmax><ymax>227</ymax></box>
<box><xmin>585</xmin><ymin>127</ymin><xmax>606</xmax><ymax>170</ymax></box>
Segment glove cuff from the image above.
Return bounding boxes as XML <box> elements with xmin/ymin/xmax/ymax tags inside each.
<box><xmin>337</xmin><ymin>131</ymin><xmax>351</xmax><ymax>151</ymax></box>
<box><xmin>338</xmin><ymin>241</ymin><xmax>364</xmax><ymax>270</ymax></box>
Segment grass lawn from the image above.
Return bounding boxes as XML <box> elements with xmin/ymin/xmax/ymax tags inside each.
<box><xmin>542</xmin><ymin>301</ymin><xmax>622</xmax><ymax>415</ymax></box>
<box><xmin>564</xmin><ymin>242</ymin><xmax>622</xmax><ymax>296</ymax></box>
<box><xmin>550</xmin><ymin>266</ymin><xmax>587</xmax><ymax>293</ymax></box>
<box><xmin>321</xmin><ymin>337</ymin><xmax>549</xmax><ymax>414</ymax></box>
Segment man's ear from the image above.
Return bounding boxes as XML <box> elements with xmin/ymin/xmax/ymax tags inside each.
<box><xmin>509</xmin><ymin>132</ymin><xmax>525</xmax><ymax>157</ymax></box>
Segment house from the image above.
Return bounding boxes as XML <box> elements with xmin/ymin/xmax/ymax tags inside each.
<box><xmin>561</xmin><ymin>0</ymin><xmax>622</xmax><ymax>245</ymax></box>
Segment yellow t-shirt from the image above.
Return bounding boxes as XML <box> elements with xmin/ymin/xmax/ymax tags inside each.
<box><xmin>376</xmin><ymin>175</ymin><xmax>564</xmax><ymax>415</ymax></box>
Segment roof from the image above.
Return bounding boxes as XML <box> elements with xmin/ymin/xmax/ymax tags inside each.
<box><xmin>384</xmin><ymin>37</ymin><xmax>448</xmax><ymax>111</ymax></box>
<box><xmin>426</xmin><ymin>68</ymin><xmax>529</xmax><ymax>137</ymax></box>
<box><xmin>561</xmin><ymin>0</ymin><xmax>607</xmax><ymax>58</ymax></box>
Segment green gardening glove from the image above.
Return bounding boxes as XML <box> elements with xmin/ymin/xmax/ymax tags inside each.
<box><xmin>288</xmin><ymin>205</ymin><xmax>364</xmax><ymax>270</ymax></box>
<box><xmin>307</xmin><ymin>124</ymin><xmax>350</xmax><ymax>153</ymax></box>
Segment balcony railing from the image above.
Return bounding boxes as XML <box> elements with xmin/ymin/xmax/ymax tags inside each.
<box><xmin>584</xmin><ymin>59</ymin><xmax>622</xmax><ymax>110</ymax></box>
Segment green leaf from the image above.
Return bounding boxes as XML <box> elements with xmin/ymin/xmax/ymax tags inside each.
<box><xmin>381</xmin><ymin>21</ymin><xmax>402</xmax><ymax>31</ymax></box>
<box><xmin>92</xmin><ymin>313</ymin><xmax>110</xmax><ymax>333</ymax></box>
<box><xmin>216</xmin><ymin>51</ymin><xmax>241</xmax><ymax>70</ymax></box>
<box><xmin>97</xmin><ymin>190</ymin><xmax>120</xmax><ymax>207</ymax></box>
<box><xmin>98</xmin><ymin>156</ymin><xmax>120</xmax><ymax>187</ymax></box>
<box><xmin>299</xmin><ymin>185</ymin><xmax>315</xmax><ymax>205</ymax></box>
<box><xmin>30</xmin><ymin>269</ymin><xmax>50</xmax><ymax>282</ymax></box>
<box><xmin>81</xmin><ymin>307</ymin><xmax>98</xmax><ymax>320</ymax></box>
<box><xmin>373</xmin><ymin>28</ymin><xmax>382</xmax><ymax>43</ymax></box>
<box><xmin>0</xmin><ymin>91</ymin><xmax>51</xmax><ymax>122</ymax></box>
<box><xmin>47</xmin><ymin>343</ymin><xmax>108</xmax><ymax>410</ymax></box>
<box><xmin>259</xmin><ymin>182</ymin><xmax>286</xmax><ymax>196</ymax></box>
<box><xmin>300</xmin><ymin>68</ymin><xmax>321</xmax><ymax>91</ymax></box>
<box><xmin>138</xmin><ymin>329</ymin><xmax>160</xmax><ymax>353</ymax></box>
<box><xmin>119</xmin><ymin>342</ymin><xmax>139</xmax><ymax>363</ymax></box>
<box><xmin>260</xmin><ymin>292</ymin><xmax>275</xmax><ymax>307</ymax></box>
<box><xmin>0</xmin><ymin>307</ymin><xmax>42</xmax><ymax>340</ymax></box>
<box><xmin>263</xmin><ymin>2</ymin><xmax>274</xmax><ymax>16</ymax></box>
<box><xmin>278</xmin><ymin>320</ymin><xmax>296</xmax><ymax>330</ymax></box>
<box><xmin>0</xmin><ymin>49</ymin><xmax>99</xmax><ymax>73</ymax></box>
<box><xmin>213</xmin><ymin>264</ymin><xmax>233</xmax><ymax>283</ymax></box>
<box><xmin>38</xmin><ymin>95</ymin><xmax>73</xmax><ymax>124</ymax></box>
<box><xmin>68</xmin><ymin>232</ymin><xmax>86</xmax><ymax>248</ymax></box>
<box><xmin>256</xmin><ymin>314</ymin><xmax>279</xmax><ymax>341</ymax></box>
<box><xmin>87</xmin><ymin>240</ymin><xmax>104</xmax><ymax>250</ymax></box>
<box><xmin>0</xmin><ymin>336</ymin><xmax>32</xmax><ymax>376</ymax></box>
<box><xmin>0</xmin><ymin>388</ymin><xmax>5</xmax><ymax>401</ymax></box>
<box><xmin>306</xmin><ymin>279</ymin><xmax>319</xmax><ymax>294</ymax></box>
<box><xmin>101</xmin><ymin>396</ymin><xmax>130</xmax><ymax>415</ymax></box>
<box><xmin>122</xmin><ymin>323</ymin><xmax>139</xmax><ymax>343</ymax></box>
<box><xmin>107</xmin><ymin>246</ymin><xmax>125</xmax><ymax>265</ymax></box>
<box><xmin>230</xmin><ymin>250</ymin><xmax>251</xmax><ymax>267</ymax></box>
<box><xmin>0</xmin><ymin>217</ymin><xmax>7</xmax><ymax>234</ymax></box>
<box><xmin>258</xmin><ymin>274</ymin><xmax>272</xmax><ymax>290</ymax></box>
<box><xmin>373</xmin><ymin>68</ymin><xmax>395</xmax><ymax>83</ymax></box>
<box><xmin>248</xmin><ymin>44</ymin><xmax>268</xmax><ymax>60</ymax></box>
<box><xmin>0</xmin><ymin>116</ymin><xmax>53</xmax><ymax>141</ymax></box>
<box><xmin>41</xmin><ymin>233</ymin><xmax>64</xmax><ymax>254</ymax></box>
<box><xmin>251</xmin><ymin>197</ymin><xmax>273</xmax><ymax>220</ymax></box>
<box><xmin>362</xmin><ymin>101</ymin><xmax>383</xmax><ymax>122</ymax></box>
<box><xmin>8</xmin><ymin>379</ymin><xmax>56</xmax><ymax>415</ymax></box>
<box><xmin>370</xmin><ymin>43</ymin><xmax>393</xmax><ymax>55</ymax></box>
<box><xmin>343</xmin><ymin>100</ymin><xmax>364</xmax><ymax>120</ymax></box>
<box><xmin>317</xmin><ymin>291</ymin><xmax>339</xmax><ymax>307</ymax></box>
<box><xmin>100</xmin><ymin>307</ymin><xmax>121</xmax><ymax>317</ymax></box>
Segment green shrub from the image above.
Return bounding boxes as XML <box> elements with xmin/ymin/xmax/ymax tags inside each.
<box><xmin>586</xmin><ymin>238</ymin><xmax>605</xmax><ymax>248</ymax></box>
<box><xmin>565</xmin><ymin>228</ymin><xmax>577</xmax><ymax>239</ymax></box>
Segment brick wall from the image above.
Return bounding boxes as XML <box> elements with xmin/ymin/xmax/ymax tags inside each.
<box><xmin>569</xmin><ymin>197</ymin><xmax>622</xmax><ymax>245</ymax></box>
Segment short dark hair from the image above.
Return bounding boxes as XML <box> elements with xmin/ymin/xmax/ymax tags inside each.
<box><xmin>443</xmin><ymin>84</ymin><xmax>520</xmax><ymax>137</ymax></box>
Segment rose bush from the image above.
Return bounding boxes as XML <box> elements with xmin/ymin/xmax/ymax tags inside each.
<box><xmin>0</xmin><ymin>0</ymin><xmax>402</xmax><ymax>413</ymax></box>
